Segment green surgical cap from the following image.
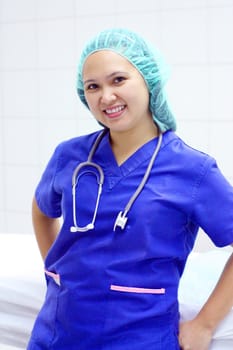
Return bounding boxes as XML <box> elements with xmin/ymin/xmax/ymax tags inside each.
<box><xmin>77</xmin><ymin>28</ymin><xmax>176</xmax><ymax>132</ymax></box>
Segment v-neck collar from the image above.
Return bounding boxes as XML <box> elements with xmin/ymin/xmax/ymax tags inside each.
<box><xmin>93</xmin><ymin>130</ymin><xmax>177</xmax><ymax>180</ymax></box>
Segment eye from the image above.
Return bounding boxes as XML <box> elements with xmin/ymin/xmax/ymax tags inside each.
<box><xmin>85</xmin><ymin>83</ymin><xmax>99</xmax><ymax>91</ymax></box>
<box><xmin>113</xmin><ymin>76</ymin><xmax>126</xmax><ymax>84</ymax></box>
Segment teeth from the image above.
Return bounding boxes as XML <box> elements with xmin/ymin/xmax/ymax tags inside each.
<box><xmin>105</xmin><ymin>105</ymin><xmax>124</xmax><ymax>114</ymax></box>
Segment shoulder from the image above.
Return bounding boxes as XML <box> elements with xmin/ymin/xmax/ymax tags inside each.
<box><xmin>54</xmin><ymin>129</ymin><xmax>103</xmax><ymax>159</ymax></box>
<box><xmin>160</xmin><ymin>131</ymin><xmax>216</xmax><ymax>181</ymax></box>
<box><xmin>59</xmin><ymin>129</ymin><xmax>102</xmax><ymax>149</ymax></box>
<box><xmin>162</xmin><ymin>131</ymin><xmax>214</xmax><ymax>165</ymax></box>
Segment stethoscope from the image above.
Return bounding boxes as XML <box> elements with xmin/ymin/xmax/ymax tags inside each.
<box><xmin>70</xmin><ymin>128</ymin><xmax>163</xmax><ymax>233</ymax></box>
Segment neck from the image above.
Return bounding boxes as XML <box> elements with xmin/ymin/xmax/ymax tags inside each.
<box><xmin>109</xmin><ymin>121</ymin><xmax>159</xmax><ymax>165</ymax></box>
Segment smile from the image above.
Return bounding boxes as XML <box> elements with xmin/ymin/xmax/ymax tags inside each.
<box><xmin>104</xmin><ymin>105</ymin><xmax>125</xmax><ymax>116</ymax></box>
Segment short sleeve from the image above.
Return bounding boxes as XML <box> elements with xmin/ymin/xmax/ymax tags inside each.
<box><xmin>35</xmin><ymin>145</ymin><xmax>62</xmax><ymax>218</ymax></box>
<box><xmin>192</xmin><ymin>158</ymin><xmax>233</xmax><ymax>247</ymax></box>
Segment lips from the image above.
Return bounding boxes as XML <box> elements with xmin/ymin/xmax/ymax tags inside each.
<box><xmin>104</xmin><ymin>105</ymin><xmax>126</xmax><ymax>118</ymax></box>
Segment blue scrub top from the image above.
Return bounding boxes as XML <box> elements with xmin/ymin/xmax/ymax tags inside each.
<box><xmin>28</xmin><ymin>130</ymin><xmax>233</xmax><ymax>350</ymax></box>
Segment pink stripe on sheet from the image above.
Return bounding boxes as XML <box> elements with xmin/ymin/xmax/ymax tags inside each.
<box><xmin>110</xmin><ymin>284</ymin><xmax>165</xmax><ymax>294</ymax></box>
<box><xmin>45</xmin><ymin>270</ymin><xmax>61</xmax><ymax>286</ymax></box>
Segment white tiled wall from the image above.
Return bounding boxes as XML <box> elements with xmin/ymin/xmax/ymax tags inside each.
<box><xmin>0</xmin><ymin>0</ymin><xmax>232</xmax><ymax>251</ymax></box>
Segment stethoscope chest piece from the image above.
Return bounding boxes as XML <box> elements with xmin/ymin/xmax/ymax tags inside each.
<box><xmin>113</xmin><ymin>211</ymin><xmax>128</xmax><ymax>231</ymax></box>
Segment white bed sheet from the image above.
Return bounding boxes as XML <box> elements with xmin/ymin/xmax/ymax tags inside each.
<box><xmin>0</xmin><ymin>233</ymin><xmax>232</xmax><ymax>349</ymax></box>
<box><xmin>179</xmin><ymin>250</ymin><xmax>233</xmax><ymax>342</ymax></box>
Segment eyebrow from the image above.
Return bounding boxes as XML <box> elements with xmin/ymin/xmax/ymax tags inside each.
<box><xmin>83</xmin><ymin>71</ymin><xmax>129</xmax><ymax>86</ymax></box>
<box><xmin>83</xmin><ymin>78</ymin><xmax>96</xmax><ymax>86</ymax></box>
<box><xmin>106</xmin><ymin>71</ymin><xmax>129</xmax><ymax>79</ymax></box>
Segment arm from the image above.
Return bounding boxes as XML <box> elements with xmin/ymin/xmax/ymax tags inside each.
<box><xmin>179</xmin><ymin>246</ymin><xmax>233</xmax><ymax>350</ymax></box>
<box><xmin>32</xmin><ymin>196</ymin><xmax>60</xmax><ymax>261</ymax></box>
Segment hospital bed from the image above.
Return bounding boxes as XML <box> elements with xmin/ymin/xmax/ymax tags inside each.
<box><xmin>0</xmin><ymin>233</ymin><xmax>232</xmax><ymax>350</ymax></box>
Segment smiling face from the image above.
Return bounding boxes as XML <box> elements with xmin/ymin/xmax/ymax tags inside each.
<box><xmin>82</xmin><ymin>50</ymin><xmax>153</xmax><ymax>135</ymax></box>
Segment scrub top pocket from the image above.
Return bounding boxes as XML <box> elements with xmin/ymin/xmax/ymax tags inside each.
<box><xmin>102</xmin><ymin>282</ymin><xmax>178</xmax><ymax>349</ymax></box>
<box><xmin>28</xmin><ymin>274</ymin><xmax>60</xmax><ymax>348</ymax></box>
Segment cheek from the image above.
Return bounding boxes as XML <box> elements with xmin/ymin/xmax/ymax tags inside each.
<box><xmin>140</xmin><ymin>84</ymin><xmax>150</xmax><ymax>102</ymax></box>
<box><xmin>84</xmin><ymin>94</ymin><xmax>98</xmax><ymax>111</ymax></box>
<box><xmin>84</xmin><ymin>95</ymin><xmax>104</xmax><ymax>121</ymax></box>
<box><xmin>131</xmin><ymin>87</ymin><xmax>150</xmax><ymax>110</ymax></box>
<box><xmin>126</xmin><ymin>79</ymin><xmax>149</xmax><ymax>105</ymax></box>
<box><xmin>139</xmin><ymin>87</ymin><xmax>150</xmax><ymax>111</ymax></box>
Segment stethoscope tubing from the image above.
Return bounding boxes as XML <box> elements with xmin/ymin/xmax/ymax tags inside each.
<box><xmin>70</xmin><ymin>129</ymin><xmax>107</xmax><ymax>232</ymax></box>
<box><xmin>70</xmin><ymin>128</ymin><xmax>163</xmax><ymax>232</ymax></box>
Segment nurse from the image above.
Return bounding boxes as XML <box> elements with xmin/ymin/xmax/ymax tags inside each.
<box><xmin>27</xmin><ymin>28</ymin><xmax>233</xmax><ymax>350</ymax></box>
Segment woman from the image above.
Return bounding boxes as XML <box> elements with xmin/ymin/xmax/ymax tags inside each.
<box><xmin>27</xmin><ymin>28</ymin><xmax>233</xmax><ymax>350</ymax></box>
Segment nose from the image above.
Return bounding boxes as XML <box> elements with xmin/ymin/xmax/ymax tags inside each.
<box><xmin>100</xmin><ymin>87</ymin><xmax>117</xmax><ymax>105</ymax></box>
